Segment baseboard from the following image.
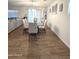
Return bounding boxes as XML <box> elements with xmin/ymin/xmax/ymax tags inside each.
<box><xmin>51</xmin><ymin>27</ymin><xmax>70</xmax><ymax>49</ymax></box>
<box><xmin>55</xmin><ymin>32</ymin><xmax>70</xmax><ymax>48</ymax></box>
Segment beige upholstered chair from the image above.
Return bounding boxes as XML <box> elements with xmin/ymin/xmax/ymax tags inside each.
<box><xmin>22</xmin><ymin>18</ymin><xmax>28</xmax><ymax>29</ymax></box>
<box><xmin>39</xmin><ymin>20</ymin><xmax>47</xmax><ymax>33</ymax></box>
<box><xmin>22</xmin><ymin>17</ymin><xmax>28</xmax><ymax>34</ymax></box>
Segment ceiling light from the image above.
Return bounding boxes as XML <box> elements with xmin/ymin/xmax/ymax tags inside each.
<box><xmin>44</xmin><ymin>0</ymin><xmax>47</xmax><ymax>1</ymax></box>
<box><xmin>31</xmin><ymin>0</ymin><xmax>37</xmax><ymax>2</ymax></box>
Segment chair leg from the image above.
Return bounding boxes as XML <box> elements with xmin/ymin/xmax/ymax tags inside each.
<box><xmin>35</xmin><ymin>34</ymin><xmax>37</xmax><ymax>40</ymax></box>
<box><xmin>23</xmin><ymin>28</ymin><xmax>28</xmax><ymax>35</ymax></box>
<box><xmin>29</xmin><ymin>34</ymin><xmax>30</xmax><ymax>40</ymax></box>
<box><xmin>23</xmin><ymin>29</ymin><xmax>25</xmax><ymax>35</ymax></box>
<box><xmin>28</xmin><ymin>33</ymin><xmax>37</xmax><ymax>41</ymax></box>
<box><xmin>44</xmin><ymin>29</ymin><xmax>46</xmax><ymax>33</ymax></box>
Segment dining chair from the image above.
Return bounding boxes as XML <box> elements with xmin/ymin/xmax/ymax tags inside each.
<box><xmin>39</xmin><ymin>20</ymin><xmax>47</xmax><ymax>33</ymax></box>
<box><xmin>22</xmin><ymin>17</ymin><xmax>28</xmax><ymax>34</ymax></box>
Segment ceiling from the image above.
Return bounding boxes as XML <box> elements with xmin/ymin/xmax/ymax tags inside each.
<box><xmin>8</xmin><ymin>0</ymin><xmax>56</xmax><ymax>8</ymax></box>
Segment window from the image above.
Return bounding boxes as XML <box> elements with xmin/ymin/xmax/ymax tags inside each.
<box><xmin>28</xmin><ymin>9</ymin><xmax>41</xmax><ymax>23</ymax></box>
<box><xmin>8</xmin><ymin>10</ymin><xmax>18</xmax><ymax>19</ymax></box>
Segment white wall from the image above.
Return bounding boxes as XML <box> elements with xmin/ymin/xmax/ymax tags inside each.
<box><xmin>47</xmin><ymin>0</ymin><xmax>70</xmax><ymax>48</ymax></box>
<box><xmin>18</xmin><ymin>7</ymin><xmax>28</xmax><ymax>18</ymax></box>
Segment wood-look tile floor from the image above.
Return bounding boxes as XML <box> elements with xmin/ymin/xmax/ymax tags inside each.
<box><xmin>8</xmin><ymin>25</ymin><xmax>70</xmax><ymax>59</ymax></box>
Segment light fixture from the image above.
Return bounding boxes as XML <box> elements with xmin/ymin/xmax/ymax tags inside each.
<box><xmin>31</xmin><ymin>0</ymin><xmax>37</xmax><ymax>2</ymax></box>
<box><xmin>44</xmin><ymin>0</ymin><xmax>47</xmax><ymax>1</ymax></box>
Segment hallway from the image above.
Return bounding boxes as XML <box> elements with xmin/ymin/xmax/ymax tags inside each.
<box><xmin>8</xmin><ymin>25</ymin><xmax>69</xmax><ymax>59</ymax></box>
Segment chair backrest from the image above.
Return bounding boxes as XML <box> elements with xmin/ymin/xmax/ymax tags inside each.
<box><xmin>22</xmin><ymin>19</ymin><xmax>28</xmax><ymax>28</ymax></box>
<box><xmin>29</xmin><ymin>23</ymin><xmax>38</xmax><ymax>34</ymax></box>
<box><xmin>44</xmin><ymin>20</ymin><xmax>47</xmax><ymax>26</ymax></box>
<box><xmin>38</xmin><ymin>19</ymin><xmax>47</xmax><ymax>28</ymax></box>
